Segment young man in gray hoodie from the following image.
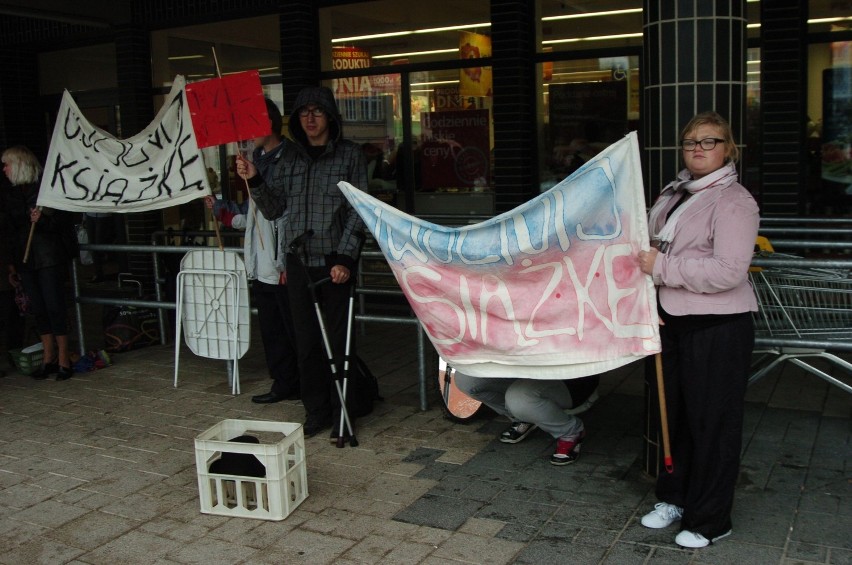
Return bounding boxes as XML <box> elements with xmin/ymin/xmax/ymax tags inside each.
<box><xmin>238</xmin><ymin>86</ymin><xmax>368</xmax><ymax>438</ymax></box>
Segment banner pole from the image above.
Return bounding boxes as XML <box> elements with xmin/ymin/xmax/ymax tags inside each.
<box><xmin>22</xmin><ymin>206</ymin><xmax>41</xmax><ymax>263</ymax></box>
<box><xmin>654</xmin><ymin>352</ymin><xmax>674</xmax><ymax>474</ymax></box>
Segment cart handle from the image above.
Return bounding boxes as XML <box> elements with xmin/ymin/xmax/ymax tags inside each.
<box><xmin>308</xmin><ymin>276</ymin><xmax>332</xmax><ymax>290</ymax></box>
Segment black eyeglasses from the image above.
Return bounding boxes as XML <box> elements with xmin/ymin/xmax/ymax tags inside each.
<box><xmin>298</xmin><ymin>107</ymin><xmax>325</xmax><ymax>118</ymax></box>
<box><xmin>681</xmin><ymin>138</ymin><xmax>725</xmax><ymax>151</ymax></box>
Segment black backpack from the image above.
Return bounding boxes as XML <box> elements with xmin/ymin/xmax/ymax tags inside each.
<box><xmin>344</xmin><ymin>355</ymin><xmax>382</xmax><ymax>418</ymax></box>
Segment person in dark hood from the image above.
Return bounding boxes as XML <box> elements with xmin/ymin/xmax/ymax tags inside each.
<box><xmin>238</xmin><ymin>86</ymin><xmax>368</xmax><ymax>439</ymax></box>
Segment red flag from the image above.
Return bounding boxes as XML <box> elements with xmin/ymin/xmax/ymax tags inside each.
<box><xmin>185</xmin><ymin>70</ymin><xmax>271</xmax><ymax>148</ymax></box>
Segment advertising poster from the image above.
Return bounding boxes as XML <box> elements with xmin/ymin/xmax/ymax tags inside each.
<box><xmin>434</xmin><ymin>85</ymin><xmax>482</xmax><ymax>112</ymax></box>
<box><xmin>332</xmin><ymin>46</ymin><xmax>400</xmax><ymax>97</ymax></box>
<box><xmin>420</xmin><ymin>109</ymin><xmax>490</xmax><ymax>191</ymax></box>
<box><xmin>459</xmin><ymin>31</ymin><xmax>492</xmax><ymax>97</ymax></box>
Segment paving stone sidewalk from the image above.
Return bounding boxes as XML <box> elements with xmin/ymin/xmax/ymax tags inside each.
<box><xmin>0</xmin><ymin>321</ymin><xmax>849</xmax><ymax>564</ymax></box>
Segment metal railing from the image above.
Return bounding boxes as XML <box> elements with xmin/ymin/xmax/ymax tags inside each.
<box><xmin>72</xmin><ymin>238</ymin><xmax>434</xmax><ymax>410</ymax></box>
<box><xmin>73</xmin><ymin>221</ymin><xmax>852</xmax><ymax>409</ymax></box>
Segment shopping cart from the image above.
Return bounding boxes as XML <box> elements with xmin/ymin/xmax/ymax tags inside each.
<box><xmin>749</xmin><ymin>243</ymin><xmax>852</xmax><ymax>394</ymax></box>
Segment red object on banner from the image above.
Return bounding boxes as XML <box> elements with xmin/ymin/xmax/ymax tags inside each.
<box><xmin>185</xmin><ymin>70</ymin><xmax>270</xmax><ymax>148</ymax></box>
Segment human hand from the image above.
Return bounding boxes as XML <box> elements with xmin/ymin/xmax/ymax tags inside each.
<box><xmin>29</xmin><ymin>207</ymin><xmax>41</xmax><ymax>223</ymax></box>
<box><xmin>235</xmin><ymin>155</ymin><xmax>257</xmax><ymax>180</ymax></box>
<box><xmin>330</xmin><ymin>264</ymin><xmax>351</xmax><ymax>284</ymax></box>
<box><xmin>204</xmin><ymin>196</ymin><xmax>215</xmax><ymax>209</ymax></box>
<box><xmin>8</xmin><ymin>272</ymin><xmax>20</xmax><ymax>288</ymax></box>
<box><xmin>638</xmin><ymin>248</ymin><xmax>659</xmax><ymax>275</ymax></box>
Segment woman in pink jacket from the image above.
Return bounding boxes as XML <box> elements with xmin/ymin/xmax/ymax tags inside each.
<box><xmin>637</xmin><ymin>112</ymin><xmax>759</xmax><ymax>549</ymax></box>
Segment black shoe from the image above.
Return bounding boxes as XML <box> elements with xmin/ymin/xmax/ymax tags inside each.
<box><xmin>303</xmin><ymin>416</ymin><xmax>333</xmax><ymax>438</ymax></box>
<box><xmin>251</xmin><ymin>390</ymin><xmax>299</xmax><ymax>404</ymax></box>
<box><xmin>252</xmin><ymin>391</ymin><xmax>285</xmax><ymax>404</ymax></box>
<box><xmin>31</xmin><ymin>361</ymin><xmax>59</xmax><ymax>380</ymax></box>
<box><xmin>56</xmin><ymin>366</ymin><xmax>73</xmax><ymax>381</ymax></box>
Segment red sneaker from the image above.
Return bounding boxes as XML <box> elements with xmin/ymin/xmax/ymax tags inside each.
<box><xmin>550</xmin><ymin>431</ymin><xmax>585</xmax><ymax>466</ymax></box>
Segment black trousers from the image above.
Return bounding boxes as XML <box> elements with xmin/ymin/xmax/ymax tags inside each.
<box><xmin>655</xmin><ymin>313</ymin><xmax>754</xmax><ymax>539</ymax></box>
<box><xmin>253</xmin><ymin>281</ymin><xmax>300</xmax><ymax>396</ymax></box>
<box><xmin>285</xmin><ymin>259</ymin><xmax>354</xmax><ymax>422</ymax></box>
<box><xmin>0</xmin><ymin>289</ymin><xmax>24</xmax><ymax>360</ymax></box>
<box><xmin>21</xmin><ymin>265</ymin><xmax>68</xmax><ymax>336</ymax></box>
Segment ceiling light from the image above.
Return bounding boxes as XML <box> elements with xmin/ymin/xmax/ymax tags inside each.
<box><xmin>333</xmin><ymin>22</ymin><xmax>490</xmax><ymax>43</ymax></box>
<box><xmin>410</xmin><ymin>80</ymin><xmax>459</xmax><ymax>87</ymax></box>
<box><xmin>543</xmin><ymin>32</ymin><xmax>642</xmax><ymax>45</ymax></box>
<box><xmin>333</xmin><ymin>30</ymin><xmax>413</xmax><ymax>43</ymax></box>
<box><xmin>808</xmin><ymin>17</ymin><xmax>852</xmax><ymax>24</ymax></box>
<box><xmin>373</xmin><ymin>48</ymin><xmax>458</xmax><ymax>60</ymax></box>
<box><xmin>169</xmin><ymin>55</ymin><xmax>206</xmax><ymax>60</ymax></box>
<box><xmin>542</xmin><ymin>8</ymin><xmax>642</xmax><ymax>21</ymax></box>
<box><xmin>415</xmin><ymin>23</ymin><xmax>490</xmax><ymax>33</ymax></box>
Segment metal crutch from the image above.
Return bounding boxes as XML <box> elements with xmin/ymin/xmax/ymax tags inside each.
<box><xmin>290</xmin><ymin>230</ymin><xmax>358</xmax><ymax>448</ymax></box>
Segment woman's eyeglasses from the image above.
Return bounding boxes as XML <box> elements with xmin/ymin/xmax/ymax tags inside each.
<box><xmin>681</xmin><ymin>138</ymin><xmax>725</xmax><ymax>151</ymax></box>
<box><xmin>299</xmin><ymin>107</ymin><xmax>325</xmax><ymax>118</ymax></box>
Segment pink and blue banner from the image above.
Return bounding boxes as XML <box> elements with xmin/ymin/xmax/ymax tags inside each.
<box><xmin>339</xmin><ymin>132</ymin><xmax>659</xmax><ymax>379</ymax></box>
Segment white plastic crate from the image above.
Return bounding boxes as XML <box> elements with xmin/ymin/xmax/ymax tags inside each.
<box><xmin>195</xmin><ymin>419</ymin><xmax>308</xmax><ymax>521</ymax></box>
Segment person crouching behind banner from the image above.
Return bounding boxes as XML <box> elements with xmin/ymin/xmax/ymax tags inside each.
<box><xmin>2</xmin><ymin>146</ymin><xmax>76</xmax><ymax>381</ymax></box>
<box><xmin>237</xmin><ymin>86</ymin><xmax>368</xmax><ymax>440</ymax></box>
<box><xmin>454</xmin><ymin>373</ymin><xmax>599</xmax><ymax>465</ymax></box>
<box><xmin>636</xmin><ymin>111</ymin><xmax>758</xmax><ymax>549</ymax></box>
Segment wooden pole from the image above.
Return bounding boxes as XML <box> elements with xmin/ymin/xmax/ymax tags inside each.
<box><xmin>22</xmin><ymin>207</ymin><xmax>41</xmax><ymax>263</ymax></box>
<box><xmin>22</xmin><ymin>220</ymin><xmax>37</xmax><ymax>263</ymax></box>
<box><xmin>654</xmin><ymin>352</ymin><xmax>674</xmax><ymax>474</ymax></box>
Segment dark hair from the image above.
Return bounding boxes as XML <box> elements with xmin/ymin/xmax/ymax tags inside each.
<box><xmin>265</xmin><ymin>98</ymin><xmax>283</xmax><ymax>137</ymax></box>
<box><xmin>680</xmin><ymin>111</ymin><xmax>739</xmax><ymax>163</ymax></box>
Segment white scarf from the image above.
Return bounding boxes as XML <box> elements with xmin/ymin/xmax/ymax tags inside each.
<box><xmin>648</xmin><ymin>162</ymin><xmax>739</xmax><ymax>251</ymax></box>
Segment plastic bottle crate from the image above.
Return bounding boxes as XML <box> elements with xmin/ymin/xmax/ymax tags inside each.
<box><xmin>195</xmin><ymin>419</ymin><xmax>308</xmax><ymax>521</ymax></box>
<box><xmin>9</xmin><ymin>347</ymin><xmax>45</xmax><ymax>376</ymax></box>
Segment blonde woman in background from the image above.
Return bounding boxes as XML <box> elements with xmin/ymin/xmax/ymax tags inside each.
<box><xmin>2</xmin><ymin>146</ymin><xmax>75</xmax><ymax>380</ymax></box>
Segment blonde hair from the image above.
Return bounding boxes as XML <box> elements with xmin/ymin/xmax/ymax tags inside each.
<box><xmin>2</xmin><ymin>145</ymin><xmax>42</xmax><ymax>185</ymax></box>
<box><xmin>680</xmin><ymin>111</ymin><xmax>739</xmax><ymax>163</ymax></box>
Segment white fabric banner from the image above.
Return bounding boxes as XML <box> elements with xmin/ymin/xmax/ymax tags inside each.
<box><xmin>339</xmin><ymin>132</ymin><xmax>660</xmax><ymax>379</ymax></box>
<box><xmin>38</xmin><ymin>75</ymin><xmax>211</xmax><ymax>213</ymax></box>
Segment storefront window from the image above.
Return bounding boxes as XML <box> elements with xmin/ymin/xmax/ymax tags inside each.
<box><xmin>319</xmin><ymin>0</ymin><xmax>490</xmax><ymax>71</ymax></box>
<box><xmin>409</xmin><ymin>68</ymin><xmax>494</xmax><ymax>217</ymax></box>
<box><xmin>150</xmin><ymin>16</ymin><xmax>282</xmax><ymax>232</ymax></box>
<box><xmin>39</xmin><ymin>45</ymin><xmax>117</xmax><ymax>94</ymax></box>
<box><xmin>538</xmin><ymin>1</ymin><xmax>643</xmax><ymax>53</ymax></box>
<box><xmin>744</xmin><ymin>47</ymin><xmax>761</xmax><ymax>195</ymax></box>
<box><xmin>538</xmin><ymin>57</ymin><xmax>639</xmax><ymax>192</ymax></box>
<box><xmin>807</xmin><ymin>1</ymin><xmax>852</xmax><ymax>34</ymax></box>
<box><xmin>320</xmin><ymin>1</ymin><xmax>493</xmax><ymax>215</ymax></box>
<box><xmin>150</xmin><ymin>16</ymin><xmax>280</xmax><ymax>86</ymax></box>
<box><xmin>808</xmin><ymin>40</ymin><xmax>852</xmax><ymax>214</ymax></box>
<box><xmin>321</xmin><ymin>73</ymin><xmax>402</xmax><ymax>207</ymax></box>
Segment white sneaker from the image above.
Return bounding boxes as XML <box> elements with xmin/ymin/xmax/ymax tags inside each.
<box><xmin>640</xmin><ymin>502</ymin><xmax>683</xmax><ymax>528</ymax></box>
<box><xmin>675</xmin><ymin>529</ymin><xmax>731</xmax><ymax>548</ymax></box>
